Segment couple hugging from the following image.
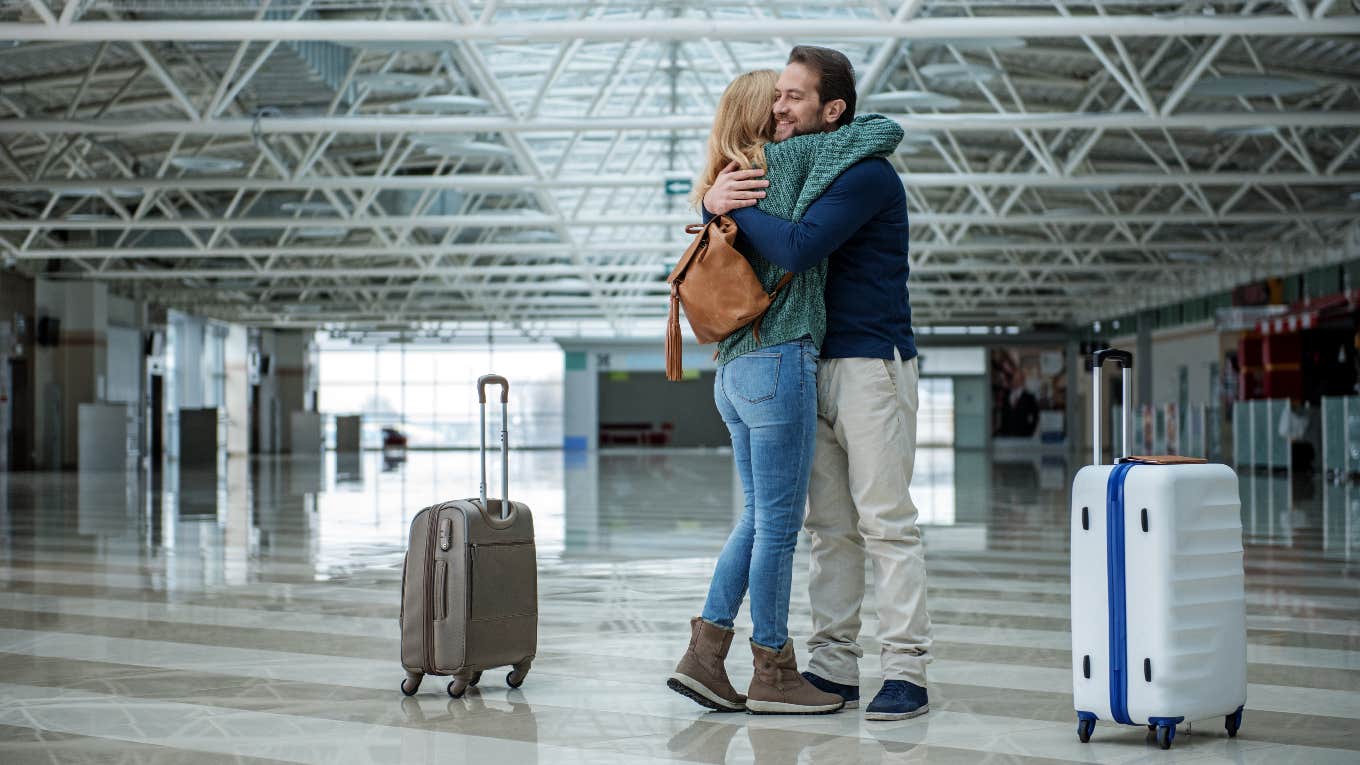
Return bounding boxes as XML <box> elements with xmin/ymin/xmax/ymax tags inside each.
<box><xmin>667</xmin><ymin>46</ymin><xmax>932</xmax><ymax>719</ymax></box>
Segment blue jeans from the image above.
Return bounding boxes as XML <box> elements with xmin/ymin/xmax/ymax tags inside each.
<box><xmin>701</xmin><ymin>338</ymin><xmax>819</xmax><ymax>650</ymax></box>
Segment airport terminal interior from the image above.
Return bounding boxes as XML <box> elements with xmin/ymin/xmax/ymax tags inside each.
<box><xmin>0</xmin><ymin>1</ymin><xmax>1358</xmax><ymax>763</ymax></box>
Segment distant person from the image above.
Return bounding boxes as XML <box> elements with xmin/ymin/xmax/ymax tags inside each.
<box><xmin>668</xmin><ymin>65</ymin><xmax>902</xmax><ymax>716</ymax></box>
<box><xmin>698</xmin><ymin>46</ymin><xmax>930</xmax><ymax>721</ymax></box>
<box><xmin>998</xmin><ymin>367</ymin><xmax>1040</xmax><ymax>437</ymax></box>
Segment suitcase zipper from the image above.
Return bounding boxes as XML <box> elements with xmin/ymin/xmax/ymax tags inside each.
<box><xmin>425</xmin><ymin>508</ymin><xmax>439</xmax><ymax>673</ymax></box>
<box><xmin>1106</xmin><ymin>462</ymin><xmax>1136</xmax><ymax>725</ymax></box>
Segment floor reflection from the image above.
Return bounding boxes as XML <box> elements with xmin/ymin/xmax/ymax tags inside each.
<box><xmin>0</xmin><ymin>449</ymin><xmax>1356</xmax><ymax>764</ymax></box>
<box><xmin>4</xmin><ymin>449</ymin><xmax>1359</xmax><ymax>578</ymax></box>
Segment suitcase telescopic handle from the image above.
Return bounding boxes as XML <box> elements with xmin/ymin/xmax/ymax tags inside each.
<box><xmin>1090</xmin><ymin>349</ymin><xmax>1134</xmax><ymax>466</ymax></box>
<box><xmin>477</xmin><ymin>374</ymin><xmax>511</xmax><ymax>519</ymax></box>
<box><xmin>477</xmin><ymin>374</ymin><xmax>509</xmax><ymax>404</ymax></box>
<box><xmin>1088</xmin><ymin>348</ymin><xmax>1133</xmax><ymax>371</ymax></box>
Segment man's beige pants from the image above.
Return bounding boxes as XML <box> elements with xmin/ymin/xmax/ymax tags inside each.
<box><xmin>805</xmin><ymin>350</ymin><xmax>932</xmax><ymax>687</ymax></box>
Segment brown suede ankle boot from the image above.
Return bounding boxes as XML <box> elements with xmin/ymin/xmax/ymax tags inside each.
<box><xmin>667</xmin><ymin>618</ymin><xmax>747</xmax><ymax>712</ymax></box>
<box><xmin>745</xmin><ymin>640</ymin><xmax>845</xmax><ymax>715</ymax></box>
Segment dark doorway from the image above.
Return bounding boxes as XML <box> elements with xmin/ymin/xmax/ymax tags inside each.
<box><xmin>250</xmin><ymin>383</ymin><xmax>261</xmax><ymax>454</ymax></box>
<box><xmin>149</xmin><ymin>374</ymin><xmax>164</xmax><ymax>464</ymax></box>
<box><xmin>9</xmin><ymin>359</ymin><xmax>30</xmax><ymax>470</ymax></box>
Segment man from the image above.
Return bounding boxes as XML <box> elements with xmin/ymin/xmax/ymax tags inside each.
<box><xmin>999</xmin><ymin>365</ymin><xmax>1041</xmax><ymax>438</ymax></box>
<box><xmin>702</xmin><ymin>45</ymin><xmax>932</xmax><ymax>721</ymax></box>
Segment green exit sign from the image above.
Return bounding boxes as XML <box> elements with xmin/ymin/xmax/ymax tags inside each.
<box><xmin>664</xmin><ymin>178</ymin><xmax>693</xmax><ymax>196</ymax></box>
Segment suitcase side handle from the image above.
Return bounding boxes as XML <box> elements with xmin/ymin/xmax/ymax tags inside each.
<box><xmin>478</xmin><ymin>374</ymin><xmax>510</xmax><ymax>518</ymax></box>
<box><xmin>1091</xmin><ymin>348</ymin><xmax>1133</xmax><ymax>466</ymax></box>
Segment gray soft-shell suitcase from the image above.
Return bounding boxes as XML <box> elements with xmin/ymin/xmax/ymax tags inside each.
<box><xmin>399</xmin><ymin>375</ymin><xmax>537</xmax><ymax>698</ymax></box>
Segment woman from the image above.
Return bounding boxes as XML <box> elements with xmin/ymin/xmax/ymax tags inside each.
<box><xmin>666</xmin><ymin>70</ymin><xmax>903</xmax><ymax>715</ymax></box>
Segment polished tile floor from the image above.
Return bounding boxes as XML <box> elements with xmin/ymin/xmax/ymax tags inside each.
<box><xmin>0</xmin><ymin>448</ymin><xmax>1356</xmax><ymax>764</ymax></box>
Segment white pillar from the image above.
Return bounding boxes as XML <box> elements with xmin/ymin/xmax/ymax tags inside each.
<box><xmin>224</xmin><ymin>325</ymin><xmax>249</xmax><ymax>456</ymax></box>
<box><xmin>561</xmin><ymin>349</ymin><xmax>597</xmax><ymax>451</ymax></box>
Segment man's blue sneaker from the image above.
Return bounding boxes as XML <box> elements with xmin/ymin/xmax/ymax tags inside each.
<box><xmin>801</xmin><ymin>672</ymin><xmax>860</xmax><ymax>710</ymax></box>
<box><xmin>864</xmin><ymin>680</ymin><xmax>929</xmax><ymax>721</ymax></box>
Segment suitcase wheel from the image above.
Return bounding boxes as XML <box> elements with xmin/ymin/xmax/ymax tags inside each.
<box><xmin>400</xmin><ymin>675</ymin><xmax>421</xmax><ymax>697</ymax></box>
<box><xmin>506</xmin><ymin>669</ymin><xmax>527</xmax><ymax>689</ymax></box>
<box><xmin>447</xmin><ymin>678</ymin><xmax>470</xmax><ymax>699</ymax></box>
<box><xmin>1077</xmin><ymin>718</ymin><xmax>1094</xmax><ymax>743</ymax></box>
<box><xmin>1226</xmin><ymin>709</ymin><xmax>1243</xmax><ymax>738</ymax></box>
<box><xmin>1156</xmin><ymin>724</ymin><xmax>1175</xmax><ymax>750</ymax></box>
<box><xmin>468</xmin><ymin>671</ymin><xmax>483</xmax><ymax>687</ymax></box>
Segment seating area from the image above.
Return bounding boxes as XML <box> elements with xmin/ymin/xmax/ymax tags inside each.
<box><xmin>599</xmin><ymin>422</ymin><xmax>675</xmax><ymax>447</ymax></box>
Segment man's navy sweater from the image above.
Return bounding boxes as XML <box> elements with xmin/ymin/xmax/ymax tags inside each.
<box><xmin>709</xmin><ymin>157</ymin><xmax>915</xmax><ymax>362</ymax></box>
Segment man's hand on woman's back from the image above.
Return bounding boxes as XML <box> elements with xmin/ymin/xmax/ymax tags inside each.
<box><xmin>703</xmin><ymin>161</ymin><xmax>769</xmax><ymax>216</ymax></box>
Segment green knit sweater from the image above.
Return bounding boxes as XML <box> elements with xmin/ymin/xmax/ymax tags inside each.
<box><xmin>715</xmin><ymin>114</ymin><xmax>904</xmax><ymax>365</ymax></box>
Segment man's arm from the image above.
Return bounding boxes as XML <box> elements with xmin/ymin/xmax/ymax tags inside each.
<box><xmin>728</xmin><ymin>160</ymin><xmax>887</xmax><ymax>274</ymax></box>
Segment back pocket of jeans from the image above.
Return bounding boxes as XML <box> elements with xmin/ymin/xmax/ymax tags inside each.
<box><xmin>724</xmin><ymin>352</ymin><xmax>780</xmax><ymax>404</ymax></box>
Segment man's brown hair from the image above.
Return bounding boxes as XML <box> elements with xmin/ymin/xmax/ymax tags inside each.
<box><xmin>788</xmin><ymin>45</ymin><xmax>856</xmax><ymax>127</ymax></box>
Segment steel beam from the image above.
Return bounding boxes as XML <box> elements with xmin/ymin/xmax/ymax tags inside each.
<box><xmin>5</xmin><ymin>110</ymin><xmax>1358</xmax><ymax>136</ymax></box>
<box><xmin>10</xmin><ymin>171</ymin><xmax>1359</xmax><ymax>194</ymax></box>
<box><xmin>1</xmin><ymin>17</ymin><xmax>1355</xmax><ymax>42</ymax></box>
<box><xmin>26</xmin><ymin>247</ymin><xmax>1245</xmax><ymax>265</ymax></box>
<box><xmin>5</xmin><ymin>209</ymin><xmax>1351</xmax><ymax>232</ymax></box>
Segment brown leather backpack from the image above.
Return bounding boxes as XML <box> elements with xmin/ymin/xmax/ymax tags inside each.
<box><xmin>665</xmin><ymin>215</ymin><xmax>792</xmax><ymax>381</ymax></box>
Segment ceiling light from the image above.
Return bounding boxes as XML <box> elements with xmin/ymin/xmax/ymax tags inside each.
<box><xmin>412</xmin><ymin>134</ymin><xmax>471</xmax><ymax>147</ymax></box>
<box><xmin>498</xmin><ymin>230</ymin><xmax>558</xmax><ymax>243</ymax></box>
<box><xmin>279</xmin><ymin>201</ymin><xmax>335</xmax><ymax>214</ymax></box>
<box><xmin>394</xmin><ymin>95</ymin><xmax>492</xmax><ymax>113</ymax></box>
<box><xmin>54</xmin><ymin>187</ymin><xmax>143</xmax><ymax>199</ymax></box>
<box><xmin>354</xmin><ymin>72</ymin><xmax>445</xmax><ymax>92</ymax></box>
<box><xmin>896</xmin><ymin>144</ymin><xmax>922</xmax><ymax>155</ymax></box>
<box><xmin>1187</xmin><ymin>75</ymin><xmax>1320</xmax><ymax>99</ymax></box>
<box><xmin>338</xmin><ymin>41</ymin><xmax>455</xmax><ymax>52</ymax></box>
<box><xmin>1167</xmin><ymin>250</ymin><xmax>1215</xmax><ymax>263</ymax></box>
<box><xmin>292</xmin><ymin>226</ymin><xmax>348</xmax><ymax>239</ymax></box>
<box><xmin>1071</xmin><ymin>182</ymin><xmax>1124</xmax><ymax>193</ymax></box>
<box><xmin>1214</xmin><ymin>125</ymin><xmax>1276</xmax><ymax>137</ymax></box>
<box><xmin>918</xmin><ymin>37</ymin><xmax>1027</xmax><ymax>51</ymax></box>
<box><xmin>170</xmin><ymin>156</ymin><xmax>244</xmax><ymax>173</ymax></box>
<box><xmin>863</xmin><ymin>90</ymin><xmax>962</xmax><ymax>110</ymax></box>
<box><xmin>422</xmin><ymin>141</ymin><xmax>514</xmax><ymax>158</ymax></box>
<box><xmin>62</xmin><ymin>213</ymin><xmax>118</xmax><ymax>222</ymax></box>
<box><xmin>919</xmin><ymin>63</ymin><xmax>1001</xmax><ymax>85</ymax></box>
<box><xmin>1044</xmin><ymin>207</ymin><xmax>1097</xmax><ymax>217</ymax></box>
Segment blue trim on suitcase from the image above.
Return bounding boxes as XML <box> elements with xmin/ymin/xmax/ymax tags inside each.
<box><xmin>1106</xmin><ymin>461</ymin><xmax>1136</xmax><ymax>725</ymax></box>
<box><xmin>1077</xmin><ymin>710</ymin><xmax>1098</xmax><ymax>722</ymax></box>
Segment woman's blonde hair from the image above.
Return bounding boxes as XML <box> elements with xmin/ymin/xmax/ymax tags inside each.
<box><xmin>693</xmin><ymin>69</ymin><xmax>778</xmax><ymax>208</ymax></box>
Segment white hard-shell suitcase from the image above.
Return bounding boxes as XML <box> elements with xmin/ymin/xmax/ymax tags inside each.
<box><xmin>1070</xmin><ymin>349</ymin><xmax>1246</xmax><ymax>750</ymax></box>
